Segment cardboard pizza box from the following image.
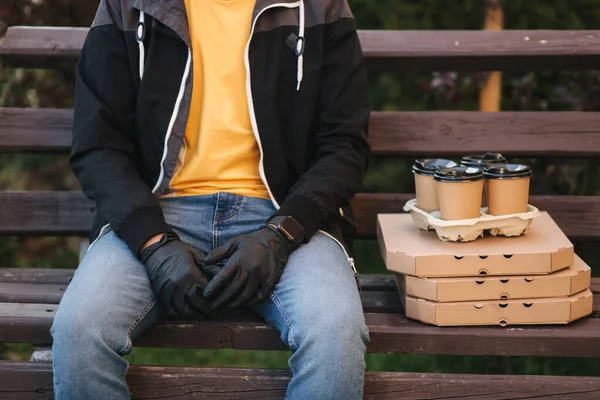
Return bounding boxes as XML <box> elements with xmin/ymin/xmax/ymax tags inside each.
<box><xmin>400</xmin><ymin>288</ymin><xmax>593</xmax><ymax>327</ymax></box>
<box><xmin>395</xmin><ymin>254</ymin><xmax>591</xmax><ymax>302</ymax></box>
<box><xmin>378</xmin><ymin>212</ymin><xmax>573</xmax><ymax>278</ymax></box>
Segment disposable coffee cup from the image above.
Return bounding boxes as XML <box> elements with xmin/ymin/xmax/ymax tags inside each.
<box><xmin>461</xmin><ymin>153</ymin><xmax>507</xmax><ymax>207</ymax></box>
<box><xmin>460</xmin><ymin>153</ymin><xmax>507</xmax><ymax>168</ymax></box>
<box><xmin>434</xmin><ymin>167</ymin><xmax>484</xmax><ymax>220</ymax></box>
<box><xmin>484</xmin><ymin>164</ymin><xmax>533</xmax><ymax>216</ymax></box>
<box><xmin>412</xmin><ymin>159</ymin><xmax>457</xmax><ymax>212</ymax></box>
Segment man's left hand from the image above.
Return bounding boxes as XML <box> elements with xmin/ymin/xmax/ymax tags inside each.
<box><xmin>202</xmin><ymin>226</ymin><xmax>297</xmax><ymax>311</ymax></box>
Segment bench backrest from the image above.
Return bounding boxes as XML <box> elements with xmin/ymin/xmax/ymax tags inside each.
<box><xmin>1</xmin><ymin>27</ymin><xmax>599</xmax><ymax>244</ymax></box>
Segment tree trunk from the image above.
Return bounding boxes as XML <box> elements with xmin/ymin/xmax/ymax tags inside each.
<box><xmin>480</xmin><ymin>0</ymin><xmax>503</xmax><ymax>112</ymax></box>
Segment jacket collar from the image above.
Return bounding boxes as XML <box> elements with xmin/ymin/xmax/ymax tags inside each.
<box><xmin>133</xmin><ymin>0</ymin><xmax>191</xmax><ymax>47</ymax></box>
<box><xmin>254</xmin><ymin>0</ymin><xmax>300</xmax><ymax>19</ymax></box>
<box><xmin>132</xmin><ymin>0</ymin><xmax>299</xmax><ymax>49</ymax></box>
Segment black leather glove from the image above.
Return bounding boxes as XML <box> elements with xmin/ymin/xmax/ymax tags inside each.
<box><xmin>202</xmin><ymin>226</ymin><xmax>298</xmax><ymax>311</ymax></box>
<box><xmin>140</xmin><ymin>232</ymin><xmax>220</xmax><ymax>320</ymax></box>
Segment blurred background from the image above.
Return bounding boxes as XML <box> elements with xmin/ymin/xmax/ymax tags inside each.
<box><xmin>1</xmin><ymin>0</ymin><xmax>599</xmax><ymax>376</ymax></box>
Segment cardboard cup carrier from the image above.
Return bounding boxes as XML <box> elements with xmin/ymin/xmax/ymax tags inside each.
<box><xmin>485</xmin><ymin>164</ymin><xmax>532</xmax><ymax>216</ymax></box>
<box><xmin>412</xmin><ymin>159</ymin><xmax>457</xmax><ymax>212</ymax></box>
<box><xmin>433</xmin><ymin>166</ymin><xmax>484</xmax><ymax>220</ymax></box>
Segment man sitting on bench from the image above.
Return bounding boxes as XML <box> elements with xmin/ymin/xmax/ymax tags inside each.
<box><xmin>50</xmin><ymin>0</ymin><xmax>371</xmax><ymax>398</ymax></box>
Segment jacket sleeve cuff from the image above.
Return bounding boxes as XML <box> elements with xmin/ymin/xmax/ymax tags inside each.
<box><xmin>272</xmin><ymin>196</ymin><xmax>326</xmax><ymax>243</ymax></box>
<box><xmin>117</xmin><ymin>207</ymin><xmax>174</xmax><ymax>257</ymax></box>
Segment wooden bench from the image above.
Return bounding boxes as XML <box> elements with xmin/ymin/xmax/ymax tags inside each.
<box><xmin>1</xmin><ymin>26</ymin><xmax>600</xmax><ymax>398</ymax></box>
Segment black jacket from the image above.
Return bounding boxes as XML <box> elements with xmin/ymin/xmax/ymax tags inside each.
<box><xmin>71</xmin><ymin>0</ymin><xmax>371</xmax><ymax>257</ymax></box>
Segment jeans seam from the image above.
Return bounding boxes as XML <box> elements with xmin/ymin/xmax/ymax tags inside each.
<box><xmin>216</xmin><ymin>194</ymin><xmax>245</xmax><ymax>222</ymax></box>
<box><xmin>119</xmin><ymin>295</ymin><xmax>159</xmax><ymax>355</ymax></box>
<box><xmin>269</xmin><ymin>292</ymin><xmax>298</xmax><ymax>352</ymax></box>
<box><xmin>212</xmin><ymin>193</ymin><xmax>220</xmax><ymax>249</ymax></box>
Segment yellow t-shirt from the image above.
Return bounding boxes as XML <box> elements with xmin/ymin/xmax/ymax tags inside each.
<box><xmin>170</xmin><ymin>0</ymin><xmax>269</xmax><ymax>199</ymax></box>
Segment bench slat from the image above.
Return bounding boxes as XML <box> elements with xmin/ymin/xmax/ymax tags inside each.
<box><xmin>0</xmin><ymin>268</ymin><xmax>74</xmax><ymax>284</ymax></box>
<box><xmin>0</xmin><ymin>283</ymin><xmax>66</xmax><ymax>304</ymax></box>
<box><xmin>1</xmin><ymin>301</ymin><xmax>599</xmax><ymax>357</ymax></box>
<box><xmin>3</xmin><ymin>362</ymin><xmax>600</xmax><ymax>400</ymax></box>
<box><xmin>0</xmin><ymin>278</ymin><xmax>596</xmax><ymax>313</ymax></box>
<box><xmin>0</xmin><ymin>192</ymin><xmax>599</xmax><ymax>240</ymax></box>
<box><xmin>3</xmin><ymin>27</ymin><xmax>600</xmax><ymax>71</ymax></box>
<box><xmin>1</xmin><ymin>269</ymin><xmax>597</xmax><ymax>293</ymax></box>
<box><xmin>5</xmin><ymin>362</ymin><xmax>600</xmax><ymax>400</ymax></box>
<box><xmin>4</xmin><ymin>108</ymin><xmax>600</xmax><ymax>157</ymax></box>
<box><xmin>0</xmin><ymin>282</ymin><xmax>402</xmax><ymax>313</ymax></box>
<box><xmin>353</xmin><ymin>193</ymin><xmax>600</xmax><ymax>241</ymax></box>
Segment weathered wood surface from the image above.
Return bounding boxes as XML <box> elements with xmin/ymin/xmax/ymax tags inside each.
<box><xmin>0</xmin><ymin>283</ymin><xmax>401</xmax><ymax>314</ymax></box>
<box><xmin>1</xmin><ymin>278</ymin><xmax>596</xmax><ymax>312</ymax></box>
<box><xmin>0</xmin><ymin>191</ymin><xmax>599</xmax><ymax>240</ymax></box>
<box><xmin>1</xmin><ymin>268</ymin><xmax>596</xmax><ymax>292</ymax></box>
<box><xmin>352</xmin><ymin>193</ymin><xmax>600</xmax><ymax>241</ymax></box>
<box><xmin>0</xmin><ymin>282</ymin><xmax>598</xmax><ymax>356</ymax></box>
<box><xmin>4</xmin><ymin>108</ymin><xmax>600</xmax><ymax>157</ymax></box>
<box><xmin>2</xmin><ymin>362</ymin><xmax>600</xmax><ymax>400</ymax></box>
<box><xmin>3</xmin><ymin>27</ymin><xmax>600</xmax><ymax>71</ymax></box>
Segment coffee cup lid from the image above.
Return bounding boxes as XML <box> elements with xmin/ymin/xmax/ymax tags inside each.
<box><xmin>484</xmin><ymin>164</ymin><xmax>533</xmax><ymax>179</ymax></box>
<box><xmin>433</xmin><ymin>166</ymin><xmax>484</xmax><ymax>182</ymax></box>
<box><xmin>461</xmin><ymin>153</ymin><xmax>507</xmax><ymax>167</ymax></box>
<box><xmin>412</xmin><ymin>159</ymin><xmax>458</xmax><ymax>176</ymax></box>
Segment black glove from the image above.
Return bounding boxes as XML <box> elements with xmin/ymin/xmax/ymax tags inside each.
<box><xmin>140</xmin><ymin>232</ymin><xmax>220</xmax><ymax>320</ymax></box>
<box><xmin>202</xmin><ymin>226</ymin><xmax>298</xmax><ymax>311</ymax></box>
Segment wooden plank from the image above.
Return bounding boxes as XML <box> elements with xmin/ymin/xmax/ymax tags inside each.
<box><xmin>0</xmin><ymin>268</ymin><xmax>596</xmax><ymax>293</ymax></box>
<box><xmin>0</xmin><ymin>283</ymin><xmax>65</xmax><ymax>304</ymax></box>
<box><xmin>0</xmin><ymin>268</ymin><xmax>73</xmax><ymax>284</ymax></box>
<box><xmin>0</xmin><ymin>26</ymin><xmax>87</xmax><ymax>70</ymax></box>
<box><xmin>369</xmin><ymin>111</ymin><xmax>600</xmax><ymax>157</ymax></box>
<box><xmin>4</xmin><ymin>108</ymin><xmax>600</xmax><ymax>157</ymax></box>
<box><xmin>0</xmin><ymin>191</ymin><xmax>599</xmax><ymax>241</ymax></box>
<box><xmin>3</xmin><ymin>27</ymin><xmax>600</xmax><ymax>71</ymax></box>
<box><xmin>0</xmin><ymin>282</ymin><xmax>400</xmax><ymax>313</ymax></box>
<box><xmin>0</xmin><ymin>268</ymin><xmax>396</xmax><ymax>289</ymax></box>
<box><xmin>1</xmin><ymin>302</ymin><xmax>599</xmax><ymax>357</ymax></box>
<box><xmin>0</xmin><ymin>108</ymin><xmax>72</xmax><ymax>153</ymax></box>
<box><xmin>0</xmin><ymin>191</ymin><xmax>95</xmax><ymax>236</ymax></box>
<box><xmin>352</xmin><ymin>193</ymin><xmax>600</xmax><ymax>241</ymax></box>
<box><xmin>360</xmin><ymin>30</ymin><xmax>600</xmax><ymax>72</ymax></box>
<box><xmin>2</xmin><ymin>362</ymin><xmax>600</xmax><ymax>400</ymax></box>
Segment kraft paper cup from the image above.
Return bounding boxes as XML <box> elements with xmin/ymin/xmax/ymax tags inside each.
<box><xmin>484</xmin><ymin>164</ymin><xmax>533</xmax><ymax>216</ymax></box>
<box><xmin>412</xmin><ymin>159</ymin><xmax>457</xmax><ymax>212</ymax></box>
<box><xmin>434</xmin><ymin>167</ymin><xmax>484</xmax><ymax>220</ymax></box>
<box><xmin>461</xmin><ymin>153</ymin><xmax>508</xmax><ymax>207</ymax></box>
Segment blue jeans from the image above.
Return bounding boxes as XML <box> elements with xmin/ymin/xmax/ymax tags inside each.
<box><xmin>50</xmin><ymin>193</ymin><xmax>369</xmax><ymax>399</ymax></box>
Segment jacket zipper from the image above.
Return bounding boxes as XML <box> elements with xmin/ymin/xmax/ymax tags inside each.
<box><xmin>244</xmin><ymin>1</ymin><xmax>301</xmax><ymax>211</ymax></box>
<box><xmin>152</xmin><ymin>48</ymin><xmax>192</xmax><ymax>193</ymax></box>
<box><xmin>244</xmin><ymin>3</ymin><xmax>358</xmax><ymax>284</ymax></box>
<box><xmin>89</xmin><ymin>47</ymin><xmax>192</xmax><ymax>252</ymax></box>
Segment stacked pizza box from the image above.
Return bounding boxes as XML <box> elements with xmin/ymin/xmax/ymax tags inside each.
<box><xmin>377</xmin><ymin>212</ymin><xmax>593</xmax><ymax>326</ymax></box>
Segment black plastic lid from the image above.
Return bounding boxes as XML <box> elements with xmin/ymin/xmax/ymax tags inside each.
<box><xmin>484</xmin><ymin>164</ymin><xmax>533</xmax><ymax>179</ymax></box>
<box><xmin>434</xmin><ymin>166</ymin><xmax>484</xmax><ymax>182</ymax></box>
<box><xmin>412</xmin><ymin>159</ymin><xmax>458</xmax><ymax>176</ymax></box>
<box><xmin>461</xmin><ymin>153</ymin><xmax>507</xmax><ymax>167</ymax></box>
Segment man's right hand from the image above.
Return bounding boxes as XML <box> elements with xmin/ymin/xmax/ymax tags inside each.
<box><xmin>139</xmin><ymin>232</ymin><xmax>219</xmax><ymax>320</ymax></box>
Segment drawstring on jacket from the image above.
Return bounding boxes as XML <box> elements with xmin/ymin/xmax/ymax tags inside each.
<box><xmin>136</xmin><ymin>11</ymin><xmax>146</xmax><ymax>80</ymax></box>
<box><xmin>296</xmin><ymin>0</ymin><xmax>305</xmax><ymax>91</ymax></box>
<box><xmin>136</xmin><ymin>3</ymin><xmax>305</xmax><ymax>89</ymax></box>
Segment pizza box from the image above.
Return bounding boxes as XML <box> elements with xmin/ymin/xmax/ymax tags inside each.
<box><xmin>378</xmin><ymin>212</ymin><xmax>573</xmax><ymax>278</ymax></box>
<box><xmin>400</xmin><ymin>288</ymin><xmax>593</xmax><ymax>327</ymax></box>
<box><xmin>395</xmin><ymin>254</ymin><xmax>591</xmax><ymax>302</ymax></box>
